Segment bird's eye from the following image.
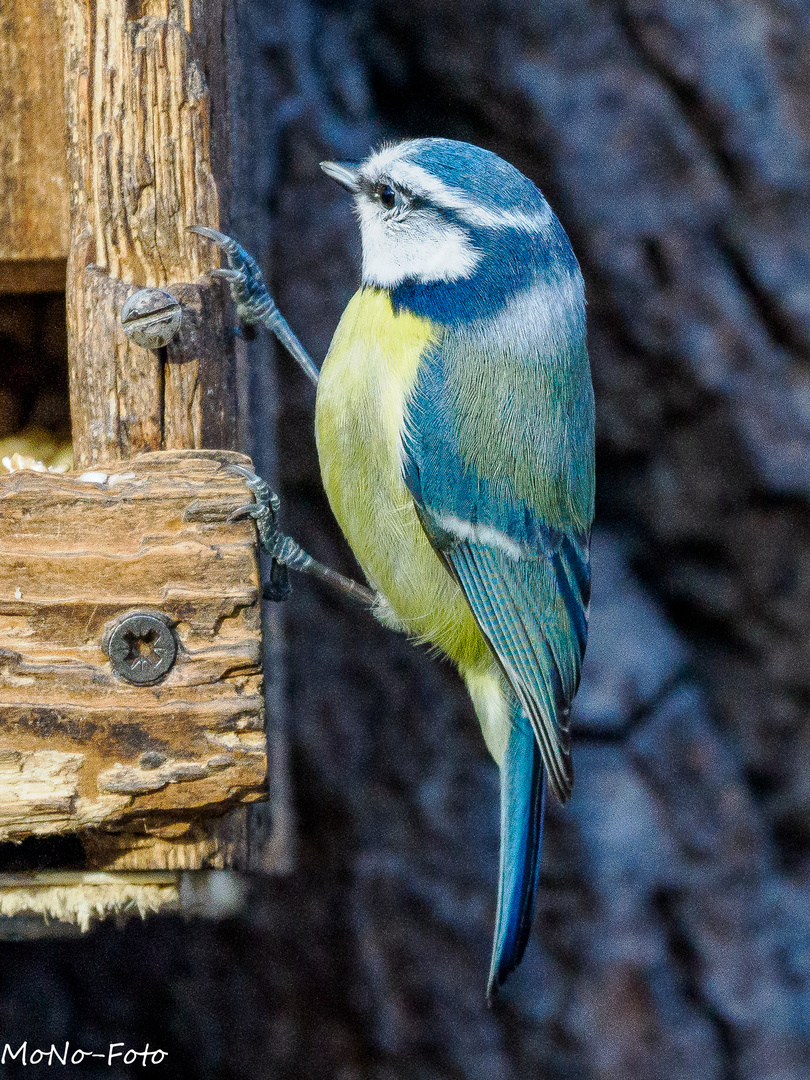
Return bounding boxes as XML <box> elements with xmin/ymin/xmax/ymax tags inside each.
<box><xmin>379</xmin><ymin>185</ymin><xmax>397</xmax><ymax>210</ymax></box>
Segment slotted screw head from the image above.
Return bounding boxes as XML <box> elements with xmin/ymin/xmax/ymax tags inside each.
<box><xmin>105</xmin><ymin>610</ymin><xmax>178</xmax><ymax>685</ymax></box>
<box><xmin>121</xmin><ymin>288</ymin><xmax>182</xmax><ymax>349</ymax></box>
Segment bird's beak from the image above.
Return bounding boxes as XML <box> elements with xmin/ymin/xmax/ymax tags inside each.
<box><xmin>320</xmin><ymin>161</ymin><xmax>361</xmax><ymax>194</ymax></box>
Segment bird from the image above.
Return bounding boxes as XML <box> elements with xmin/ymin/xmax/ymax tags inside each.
<box><xmin>194</xmin><ymin>137</ymin><xmax>594</xmax><ymax>999</ymax></box>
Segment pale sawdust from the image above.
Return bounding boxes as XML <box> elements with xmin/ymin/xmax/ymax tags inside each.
<box><xmin>0</xmin><ymin>882</ymin><xmax>180</xmax><ymax>932</ymax></box>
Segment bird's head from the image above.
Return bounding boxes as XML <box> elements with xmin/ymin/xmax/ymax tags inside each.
<box><xmin>321</xmin><ymin>138</ymin><xmax>563</xmax><ymax>295</ymax></box>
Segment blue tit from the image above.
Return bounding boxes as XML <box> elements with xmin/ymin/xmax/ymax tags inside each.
<box><xmin>316</xmin><ymin>138</ymin><xmax>594</xmax><ymax>998</ymax></box>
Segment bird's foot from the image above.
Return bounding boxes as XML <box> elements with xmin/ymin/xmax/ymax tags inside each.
<box><xmin>225</xmin><ymin>463</ymin><xmax>301</xmax><ymax>601</ymax></box>
<box><xmin>191</xmin><ymin>225</ymin><xmax>321</xmax><ymax>386</ymax></box>
<box><xmin>190</xmin><ymin>226</ymin><xmax>281</xmax><ymax>330</ymax></box>
<box><xmin>226</xmin><ymin>462</ymin><xmax>377</xmax><ymax>609</ymax></box>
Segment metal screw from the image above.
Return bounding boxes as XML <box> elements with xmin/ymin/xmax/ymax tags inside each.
<box><xmin>121</xmin><ymin>288</ymin><xmax>182</xmax><ymax>349</ymax></box>
<box><xmin>104</xmin><ymin>609</ymin><xmax>178</xmax><ymax>685</ymax></box>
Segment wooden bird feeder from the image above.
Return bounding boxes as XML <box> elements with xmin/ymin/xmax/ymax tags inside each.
<box><xmin>0</xmin><ymin>0</ymin><xmax>285</xmax><ymax>929</ymax></box>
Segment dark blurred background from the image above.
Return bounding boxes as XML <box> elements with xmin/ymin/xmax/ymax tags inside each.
<box><xmin>3</xmin><ymin>1</ymin><xmax>810</xmax><ymax>1077</ymax></box>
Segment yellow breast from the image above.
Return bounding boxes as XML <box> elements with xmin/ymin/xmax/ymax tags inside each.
<box><xmin>315</xmin><ymin>287</ymin><xmax>489</xmax><ymax>670</ymax></box>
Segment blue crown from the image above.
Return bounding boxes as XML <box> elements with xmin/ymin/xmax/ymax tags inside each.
<box><xmin>404</xmin><ymin>138</ymin><xmax>549</xmax><ymax>216</ymax></box>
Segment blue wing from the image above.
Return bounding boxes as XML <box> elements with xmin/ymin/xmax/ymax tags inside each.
<box><xmin>403</xmin><ymin>341</ymin><xmax>591</xmax><ymax>803</ymax></box>
<box><xmin>445</xmin><ymin>534</ymin><xmax>588</xmax><ymax>801</ymax></box>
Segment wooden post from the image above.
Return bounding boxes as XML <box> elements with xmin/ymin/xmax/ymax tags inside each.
<box><xmin>60</xmin><ymin>0</ymin><xmax>240</xmax><ymax>468</ymax></box>
<box><xmin>0</xmin><ymin>0</ymin><xmax>287</xmax><ymax>930</ymax></box>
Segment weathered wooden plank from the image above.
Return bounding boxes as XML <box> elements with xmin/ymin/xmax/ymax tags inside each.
<box><xmin>0</xmin><ymin>451</ymin><xmax>267</xmax><ymax>854</ymax></box>
<box><xmin>0</xmin><ymin>645</ymin><xmax>264</xmax><ymax>692</ymax></box>
<box><xmin>0</xmin><ymin>0</ymin><xmax>69</xmax><ymax>269</ymax></box>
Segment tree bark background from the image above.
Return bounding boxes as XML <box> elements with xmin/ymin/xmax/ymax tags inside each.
<box><xmin>2</xmin><ymin>2</ymin><xmax>810</xmax><ymax>1078</ymax></box>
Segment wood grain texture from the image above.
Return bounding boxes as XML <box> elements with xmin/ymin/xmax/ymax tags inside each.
<box><xmin>60</xmin><ymin>0</ymin><xmax>240</xmax><ymax>467</ymax></box>
<box><xmin>0</xmin><ymin>0</ymin><xmax>69</xmax><ymax>268</ymax></box>
<box><xmin>0</xmin><ymin>450</ymin><xmax>267</xmax><ymax>869</ymax></box>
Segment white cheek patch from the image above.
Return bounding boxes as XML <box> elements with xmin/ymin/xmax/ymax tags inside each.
<box><xmin>356</xmin><ymin>197</ymin><xmax>483</xmax><ymax>288</ymax></box>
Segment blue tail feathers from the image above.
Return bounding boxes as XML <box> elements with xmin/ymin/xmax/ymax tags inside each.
<box><xmin>487</xmin><ymin>704</ymin><xmax>546</xmax><ymax>1000</ymax></box>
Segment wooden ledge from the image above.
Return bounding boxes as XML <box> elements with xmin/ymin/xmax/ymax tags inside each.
<box><xmin>0</xmin><ymin>450</ymin><xmax>268</xmax><ymax>872</ymax></box>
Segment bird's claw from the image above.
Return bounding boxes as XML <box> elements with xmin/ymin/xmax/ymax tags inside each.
<box><xmin>189</xmin><ymin>225</ymin><xmax>279</xmax><ymax>328</ymax></box>
<box><xmin>223</xmin><ymin>462</ymin><xmax>291</xmax><ymax>601</ymax></box>
<box><xmin>223</xmin><ymin>462</ymin><xmax>280</xmax><ymax>513</ymax></box>
<box><xmin>189</xmin><ymin>225</ymin><xmax>240</xmax><ymax>252</ymax></box>
<box><xmin>224</xmin><ymin>464</ymin><xmax>280</xmax><ymax>543</ymax></box>
<box><xmin>210</xmin><ymin>267</ymin><xmax>244</xmax><ymax>283</ymax></box>
<box><xmin>227</xmin><ymin>502</ymin><xmax>269</xmax><ymax>525</ymax></box>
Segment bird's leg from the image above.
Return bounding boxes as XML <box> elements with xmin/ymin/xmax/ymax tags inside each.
<box><xmin>193</xmin><ymin>232</ymin><xmax>373</xmax><ymax>607</ymax></box>
<box><xmin>226</xmin><ymin>464</ymin><xmax>376</xmax><ymax>608</ymax></box>
<box><xmin>189</xmin><ymin>226</ymin><xmax>321</xmax><ymax>387</ymax></box>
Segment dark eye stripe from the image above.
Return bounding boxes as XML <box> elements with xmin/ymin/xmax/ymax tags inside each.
<box><xmin>360</xmin><ymin>178</ymin><xmax>420</xmax><ymax>211</ymax></box>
